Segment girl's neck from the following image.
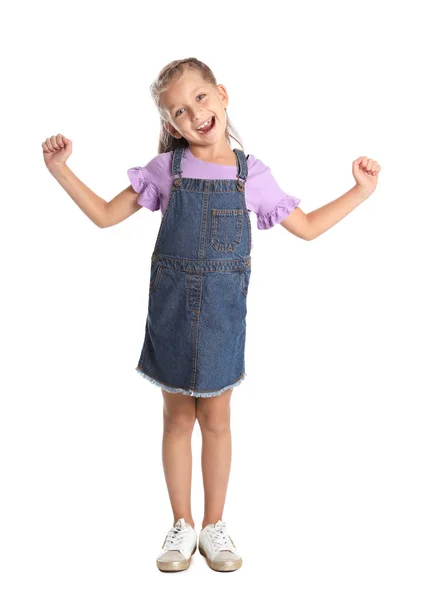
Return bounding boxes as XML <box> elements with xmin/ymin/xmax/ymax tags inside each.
<box><xmin>187</xmin><ymin>144</ymin><xmax>237</xmax><ymax>167</ymax></box>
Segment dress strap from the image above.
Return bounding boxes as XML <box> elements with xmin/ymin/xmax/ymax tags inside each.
<box><xmin>233</xmin><ymin>148</ymin><xmax>248</xmax><ymax>191</ymax></box>
<box><xmin>171</xmin><ymin>145</ymin><xmax>185</xmax><ymax>187</ymax></box>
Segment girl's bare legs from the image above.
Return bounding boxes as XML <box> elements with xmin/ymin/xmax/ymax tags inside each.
<box><xmin>162</xmin><ymin>390</ymin><xmax>197</xmax><ymax>528</ymax></box>
<box><xmin>196</xmin><ymin>388</ymin><xmax>233</xmax><ymax>529</ymax></box>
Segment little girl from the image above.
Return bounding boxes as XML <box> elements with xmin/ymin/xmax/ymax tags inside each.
<box><xmin>42</xmin><ymin>57</ymin><xmax>381</xmax><ymax>574</ymax></box>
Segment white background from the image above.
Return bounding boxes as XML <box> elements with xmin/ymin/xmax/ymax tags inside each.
<box><xmin>1</xmin><ymin>0</ymin><xmax>426</xmax><ymax>598</ymax></box>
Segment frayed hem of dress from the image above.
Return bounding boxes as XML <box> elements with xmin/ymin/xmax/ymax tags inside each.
<box><xmin>135</xmin><ymin>367</ymin><xmax>247</xmax><ymax>398</ymax></box>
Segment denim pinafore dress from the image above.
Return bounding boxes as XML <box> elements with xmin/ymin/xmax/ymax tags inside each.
<box><xmin>135</xmin><ymin>145</ymin><xmax>252</xmax><ymax>398</ymax></box>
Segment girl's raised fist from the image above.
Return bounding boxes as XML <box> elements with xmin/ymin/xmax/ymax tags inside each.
<box><xmin>352</xmin><ymin>156</ymin><xmax>381</xmax><ymax>196</ymax></box>
<box><xmin>41</xmin><ymin>134</ymin><xmax>72</xmax><ymax>173</ymax></box>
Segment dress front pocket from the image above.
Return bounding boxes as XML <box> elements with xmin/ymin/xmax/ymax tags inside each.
<box><xmin>210</xmin><ymin>208</ymin><xmax>243</xmax><ymax>252</ymax></box>
<box><xmin>240</xmin><ymin>269</ymin><xmax>251</xmax><ymax>297</ymax></box>
<box><xmin>149</xmin><ymin>263</ymin><xmax>163</xmax><ymax>293</ymax></box>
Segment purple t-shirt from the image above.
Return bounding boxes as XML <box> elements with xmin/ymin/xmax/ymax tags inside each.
<box><xmin>127</xmin><ymin>146</ymin><xmax>301</xmax><ymax>248</ymax></box>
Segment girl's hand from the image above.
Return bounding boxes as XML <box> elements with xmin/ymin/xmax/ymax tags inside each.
<box><xmin>41</xmin><ymin>133</ymin><xmax>72</xmax><ymax>174</ymax></box>
<box><xmin>352</xmin><ymin>156</ymin><xmax>381</xmax><ymax>197</ymax></box>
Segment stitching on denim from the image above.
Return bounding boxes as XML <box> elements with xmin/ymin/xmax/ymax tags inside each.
<box><xmin>210</xmin><ymin>209</ymin><xmax>243</xmax><ymax>252</ymax></box>
<box><xmin>135</xmin><ymin>366</ymin><xmax>247</xmax><ymax>397</ymax></box>
<box><xmin>149</xmin><ymin>265</ymin><xmax>163</xmax><ymax>293</ymax></box>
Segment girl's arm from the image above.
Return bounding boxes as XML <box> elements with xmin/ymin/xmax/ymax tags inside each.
<box><xmin>306</xmin><ymin>185</ymin><xmax>369</xmax><ymax>240</ymax></box>
<box><xmin>42</xmin><ymin>133</ymin><xmax>142</xmax><ymax>228</ymax></box>
<box><xmin>102</xmin><ymin>185</ymin><xmax>142</xmax><ymax>228</ymax></box>
<box><xmin>280</xmin><ymin>156</ymin><xmax>381</xmax><ymax>241</ymax></box>
<box><xmin>52</xmin><ymin>166</ymin><xmax>142</xmax><ymax>228</ymax></box>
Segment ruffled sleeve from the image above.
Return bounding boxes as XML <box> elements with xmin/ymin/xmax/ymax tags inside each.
<box><xmin>257</xmin><ymin>193</ymin><xmax>301</xmax><ymax>230</ymax></box>
<box><xmin>250</xmin><ymin>159</ymin><xmax>301</xmax><ymax>230</ymax></box>
<box><xmin>127</xmin><ymin>166</ymin><xmax>160</xmax><ymax>212</ymax></box>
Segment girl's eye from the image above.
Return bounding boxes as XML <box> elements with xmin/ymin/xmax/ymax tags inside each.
<box><xmin>175</xmin><ymin>94</ymin><xmax>206</xmax><ymax>117</ymax></box>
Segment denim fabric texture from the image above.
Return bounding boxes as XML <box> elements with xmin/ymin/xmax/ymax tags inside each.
<box><xmin>135</xmin><ymin>146</ymin><xmax>252</xmax><ymax>398</ymax></box>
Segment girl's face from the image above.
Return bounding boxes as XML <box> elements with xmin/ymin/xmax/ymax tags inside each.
<box><xmin>161</xmin><ymin>70</ymin><xmax>229</xmax><ymax>146</ymax></box>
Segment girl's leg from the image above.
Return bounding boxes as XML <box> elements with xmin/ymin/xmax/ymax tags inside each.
<box><xmin>196</xmin><ymin>388</ymin><xmax>233</xmax><ymax>529</ymax></box>
<box><xmin>162</xmin><ymin>390</ymin><xmax>197</xmax><ymax>528</ymax></box>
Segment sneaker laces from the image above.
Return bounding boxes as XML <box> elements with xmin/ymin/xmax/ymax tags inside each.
<box><xmin>206</xmin><ymin>520</ymin><xmax>235</xmax><ymax>553</ymax></box>
<box><xmin>163</xmin><ymin>518</ymin><xmax>189</xmax><ymax>551</ymax></box>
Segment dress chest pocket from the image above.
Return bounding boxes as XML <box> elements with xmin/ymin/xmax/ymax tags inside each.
<box><xmin>210</xmin><ymin>208</ymin><xmax>244</xmax><ymax>252</ymax></box>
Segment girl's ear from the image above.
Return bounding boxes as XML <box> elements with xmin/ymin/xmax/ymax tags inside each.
<box><xmin>163</xmin><ymin>121</ymin><xmax>182</xmax><ymax>139</ymax></box>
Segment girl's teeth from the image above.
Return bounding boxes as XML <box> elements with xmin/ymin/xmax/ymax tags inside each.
<box><xmin>198</xmin><ymin>117</ymin><xmax>213</xmax><ymax>131</ymax></box>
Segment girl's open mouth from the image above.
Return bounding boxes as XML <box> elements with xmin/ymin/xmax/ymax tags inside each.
<box><xmin>197</xmin><ymin>116</ymin><xmax>216</xmax><ymax>135</ymax></box>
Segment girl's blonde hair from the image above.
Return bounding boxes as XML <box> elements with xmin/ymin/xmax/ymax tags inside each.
<box><xmin>150</xmin><ymin>57</ymin><xmax>245</xmax><ymax>155</ymax></box>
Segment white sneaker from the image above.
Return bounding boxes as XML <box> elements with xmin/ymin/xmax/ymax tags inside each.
<box><xmin>198</xmin><ymin>520</ymin><xmax>242</xmax><ymax>571</ymax></box>
<box><xmin>156</xmin><ymin>518</ymin><xmax>197</xmax><ymax>572</ymax></box>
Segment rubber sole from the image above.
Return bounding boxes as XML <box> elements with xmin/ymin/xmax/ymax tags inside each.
<box><xmin>156</xmin><ymin>543</ymin><xmax>197</xmax><ymax>572</ymax></box>
<box><xmin>199</xmin><ymin>544</ymin><xmax>243</xmax><ymax>572</ymax></box>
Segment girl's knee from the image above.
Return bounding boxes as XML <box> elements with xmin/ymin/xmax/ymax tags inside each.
<box><xmin>162</xmin><ymin>391</ymin><xmax>197</xmax><ymax>434</ymax></box>
<box><xmin>196</xmin><ymin>392</ymin><xmax>231</xmax><ymax>433</ymax></box>
<box><xmin>198</xmin><ymin>416</ymin><xmax>230</xmax><ymax>434</ymax></box>
<box><xmin>163</xmin><ymin>414</ymin><xmax>196</xmax><ymax>435</ymax></box>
